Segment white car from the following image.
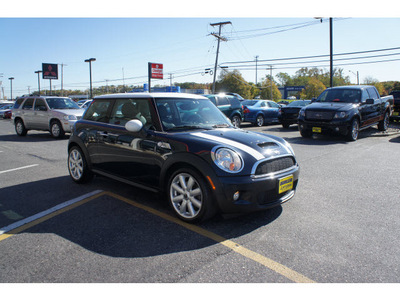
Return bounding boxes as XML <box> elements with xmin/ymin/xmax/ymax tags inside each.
<box><xmin>12</xmin><ymin>96</ymin><xmax>85</xmax><ymax>138</ymax></box>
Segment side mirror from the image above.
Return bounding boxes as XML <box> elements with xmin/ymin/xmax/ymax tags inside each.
<box><xmin>366</xmin><ymin>99</ymin><xmax>374</xmax><ymax>105</ymax></box>
<box><xmin>125</xmin><ymin>119</ymin><xmax>143</xmax><ymax>132</ymax></box>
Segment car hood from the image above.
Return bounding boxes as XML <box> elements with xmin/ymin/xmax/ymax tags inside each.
<box><xmin>186</xmin><ymin>128</ymin><xmax>293</xmax><ymax>160</ymax></box>
<box><xmin>306</xmin><ymin>102</ymin><xmax>357</xmax><ymax>111</ymax></box>
<box><xmin>53</xmin><ymin>108</ymin><xmax>85</xmax><ymax>116</ymax></box>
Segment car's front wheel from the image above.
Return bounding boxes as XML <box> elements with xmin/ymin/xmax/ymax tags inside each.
<box><xmin>254</xmin><ymin>115</ymin><xmax>265</xmax><ymax>127</ymax></box>
<box><xmin>167</xmin><ymin>168</ymin><xmax>215</xmax><ymax>223</ymax></box>
<box><xmin>347</xmin><ymin>118</ymin><xmax>359</xmax><ymax>141</ymax></box>
<box><xmin>231</xmin><ymin>115</ymin><xmax>241</xmax><ymax>128</ymax></box>
<box><xmin>15</xmin><ymin>119</ymin><xmax>27</xmax><ymax>136</ymax></box>
<box><xmin>68</xmin><ymin>146</ymin><xmax>93</xmax><ymax>183</ymax></box>
<box><xmin>50</xmin><ymin>120</ymin><xmax>65</xmax><ymax>139</ymax></box>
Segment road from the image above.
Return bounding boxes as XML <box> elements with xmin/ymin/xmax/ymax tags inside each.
<box><xmin>0</xmin><ymin>118</ymin><xmax>400</xmax><ymax>284</ymax></box>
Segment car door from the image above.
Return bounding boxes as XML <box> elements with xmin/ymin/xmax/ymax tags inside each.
<box><xmin>266</xmin><ymin>101</ymin><xmax>281</xmax><ymax>121</ymax></box>
<box><xmin>20</xmin><ymin>98</ymin><xmax>35</xmax><ymax>128</ymax></box>
<box><xmin>94</xmin><ymin>97</ymin><xmax>164</xmax><ymax>190</ymax></box>
<box><xmin>32</xmin><ymin>98</ymin><xmax>50</xmax><ymax>129</ymax></box>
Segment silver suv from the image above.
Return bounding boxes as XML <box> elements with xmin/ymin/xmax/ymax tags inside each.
<box><xmin>12</xmin><ymin>96</ymin><xmax>85</xmax><ymax>138</ymax></box>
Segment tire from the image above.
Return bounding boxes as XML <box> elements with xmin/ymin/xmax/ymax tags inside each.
<box><xmin>68</xmin><ymin>146</ymin><xmax>93</xmax><ymax>183</ymax></box>
<box><xmin>378</xmin><ymin>111</ymin><xmax>389</xmax><ymax>131</ymax></box>
<box><xmin>15</xmin><ymin>119</ymin><xmax>27</xmax><ymax>136</ymax></box>
<box><xmin>231</xmin><ymin>115</ymin><xmax>241</xmax><ymax>128</ymax></box>
<box><xmin>167</xmin><ymin>168</ymin><xmax>215</xmax><ymax>223</ymax></box>
<box><xmin>299</xmin><ymin>128</ymin><xmax>312</xmax><ymax>138</ymax></box>
<box><xmin>346</xmin><ymin>118</ymin><xmax>359</xmax><ymax>141</ymax></box>
<box><xmin>282</xmin><ymin>122</ymin><xmax>290</xmax><ymax>129</ymax></box>
<box><xmin>50</xmin><ymin>120</ymin><xmax>65</xmax><ymax>139</ymax></box>
<box><xmin>254</xmin><ymin>115</ymin><xmax>265</xmax><ymax>127</ymax></box>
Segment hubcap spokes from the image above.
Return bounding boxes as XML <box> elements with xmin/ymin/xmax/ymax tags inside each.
<box><xmin>69</xmin><ymin>150</ymin><xmax>83</xmax><ymax>180</ymax></box>
<box><xmin>170</xmin><ymin>173</ymin><xmax>202</xmax><ymax>219</ymax></box>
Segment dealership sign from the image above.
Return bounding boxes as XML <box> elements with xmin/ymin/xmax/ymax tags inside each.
<box><xmin>42</xmin><ymin>63</ymin><xmax>58</xmax><ymax>80</ymax></box>
<box><xmin>149</xmin><ymin>63</ymin><xmax>163</xmax><ymax>79</ymax></box>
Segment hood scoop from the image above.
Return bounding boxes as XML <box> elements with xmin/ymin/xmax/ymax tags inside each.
<box><xmin>257</xmin><ymin>142</ymin><xmax>279</xmax><ymax>148</ymax></box>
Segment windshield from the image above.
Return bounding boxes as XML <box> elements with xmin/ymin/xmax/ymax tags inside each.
<box><xmin>155</xmin><ymin>98</ymin><xmax>230</xmax><ymax>131</ymax></box>
<box><xmin>317</xmin><ymin>89</ymin><xmax>361</xmax><ymax>103</ymax></box>
<box><xmin>46</xmin><ymin>98</ymin><xmax>80</xmax><ymax>109</ymax></box>
<box><xmin>242</xmin><ymin>100</ymin><xmax>258</xmax><ymax>106</ymax></box>
<box><xmin>288</xmin><ymin>100</ymin><xmax>311</xmax><ymax>107</ymax></box>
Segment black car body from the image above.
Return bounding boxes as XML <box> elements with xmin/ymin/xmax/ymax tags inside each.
<box><xmin>389</xmin><ymin>90</ymin><xmax>400</xmax><ymax>121</ymax></box>
<box><xmin>68</xmin><ymin>93</ymin><xmax>299</xmax><ymax>222</ymax></box>
<box><xmin>278</xmin><ymin>100</ymin><xmax>311</xmax><ymax>128</ymax></box>
<box><xmin>298</xmin><ymin>86</ymin><xmax>393</xmax><ymax>141</ymax></box>
<box><xmin>203</xmin><ymin>94</ymin><xmax>243</xmax><ymax>127</ymax></box>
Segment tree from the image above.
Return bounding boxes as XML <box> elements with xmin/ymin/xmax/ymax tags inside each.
<box><xmin>300</xmin><ymin>78</ymin><xmax>326</xmax><ymax>99</ymax></box>
<box><xmin>215</xmin><ymin>70</ymin><xmax>253</xmax><ymax>99</ymax></box>
<box><xmin>260</xmin><ymin>78</ymin><xmax>282</xmax><ymax>100</ymax></box>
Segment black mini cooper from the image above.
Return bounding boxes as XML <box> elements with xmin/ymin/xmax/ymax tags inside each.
<box><xmin>67</xmin><ymin>93</ymin><xmax>299</xmax><ymax>222</ymax></box>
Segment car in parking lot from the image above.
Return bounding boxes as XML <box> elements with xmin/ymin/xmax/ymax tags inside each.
<box><xmin>12</xmin><ymin>96</ymin><xmax>85</xmax><ymax>138</ymax></box>
<box><xmin>279</xmin><ymin>100</ymin><xmax>311</xmax><ymax>128</ymax></box>
<box><xmin>242</xmin><ymin>99</ymin><xmax>281</xmax><ymax>127</ymax></box>
<box><xmin>0</xmin><ymin>103</ymin><xmax>14</xmax><ymax>118</ymax></box>
<box><xmin>203</xmin><ymin>93</ymin><xmax>243</xmax><ymax>127</ymax></box>
<box><xmin>68</xmin><ymin>93</ymin><xmax>299</xmax><ymax>222</ymax></box>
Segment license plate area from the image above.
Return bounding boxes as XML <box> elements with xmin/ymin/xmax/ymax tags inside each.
<box><xmin>312</xmin><ymin>127</ymin><xmax>322</xmax><ymax>133</ymax></box>
<box><xmin>393</xmin><ymin>112</ymin><xmax>399</xmax><ymax>116</ymax></box>
<box><xmin>278</xmin><ymin>175</ymin><xmax>294</xmax><ymax>194</ymax></box>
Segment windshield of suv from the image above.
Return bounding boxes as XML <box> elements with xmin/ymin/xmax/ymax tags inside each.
<box><xmin>156</xmin><ymin>98</ymin><xmax>231</xmax><ymax>131</ymax></box>
<box><xmin>46</xmin><ymin>98</ymin><xmax>80</xmax><ymax>109</ymax></box>
<box><xmin>316</xmin><ymin>89</ymin><xmax>361</xmax><ymax>103</ymax></box>
<box><xmin>287</xmin><ymin>100</ymin><xmax>311</xmax><ymax>107</ymax></box>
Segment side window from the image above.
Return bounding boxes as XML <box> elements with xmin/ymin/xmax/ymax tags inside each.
<box><xmin>22</xmin><ymin>98</ymin><xmax>34</xmax><ymax>110</ymax></box>
<box><xmin>13</xmin><ymin>98</ymin><xmax>24</xmax><ymax>109</ymax></box>
<box><xmin>83</xmin><ymin>99</ymin><xmax>112</xmax><ymax>123</ymax></box>
<box><xmin>34</xmin><ymin>99</ymin><xmax>47</xmax><ymax>111</ymax></box>
<box><xmin>367</xmin><ymin>88</ymin><xmax>379</xmax><ymax>100</ymax></box>
<box><xmin>260</xmin><ymin>101</ymin><xmax>266</xmax><ymax>107</ymax></box>
<box><xmin>268</xmin><ymin>101</ymin><xmax>279</xmax><ymax>108</ymax></box>
<box><xmin>216</xmin><ymin>96</ymin><xmax>229</xmax><ymax>106</ymax></box>
<box><xmin>361</xmin><ymin>89</ymin><xmax>370</xmax><ymax>103</ymax></box>
<box><xmin>228</xmin><ymin>96</ymin><xmax>240</xmax><ymax>107</ymax></box>
<box><xmin>109</xmin><ymin>99</ymin><xmax>152</xmax><ymax>127</ymax></box>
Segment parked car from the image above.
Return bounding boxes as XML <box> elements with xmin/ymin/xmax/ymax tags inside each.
<box><xmin>68</xmin><ymin>93</ymin><xmax>299</xmax><ymax>223</ymax></box>
<box><xmin>279</xmin><ymin>100</ymin><xmax>311</xmax><ymax>128</ymax></box>
<box><xmin>78</xmin><ymin>99</ymin><xmax>92</xmax><ymax>109</ymax></box>
<box><xmin>242</xmin><ymin>100</ymin><xmax>281</xmax><ymax>127</ymax></box>
<box><xmin>3</xmin><ymin>110</ymin><xmax>12</xmax><ymax>119</ymax></box>
<box><xmin>12</xmin><ymin>96</ymin><xmax>85</xmax><ymax>138</ymax></box>
<box><xmin>389</xmin><ymin>90</ymin><xmax>400</xmax><ymax>121</ymax></box>
<box><xmin>203</xmin><ymin>94</ymin><xmax>243</xmax><ymax>127</ymax></box>
<box><xmin>0</xmin><ymin>104</ymin><xmax>14</xmax><ymax>118</ymax></box>
<box><xmin>298</xmin><ymin>85</ymin><xmax>393</xmax><ymax>141</ymax></box>
<box><xmin>277</xmin><ymin>100</ymin><xmax>290</xmax><ymax>106</ymax></box>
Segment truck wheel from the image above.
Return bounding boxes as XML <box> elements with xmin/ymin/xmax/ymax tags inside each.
<box><xmin>15</xmin><ymin>119</ymin><xmax>27</xmax><ymax>136</ymax></box>
<box><xmin>378</xmin><ymin>111</ymin><xmax>389</xmax><ymax>131</ymax></box>
<box><xmin>347</xmin><ymin>118</ymin><xmax>359</xmax><ymax>141</ymax></box>
<box><xmin>299</xmin><ymin>128</ymin><xmax>312</xmax><ymax>138</ymax></box>
<box><xmin>50</xmin><ymin>120</ymin><xmax>65</xmax><ymax>139</ymax></box>
<box><xmin>282</xmin><ymin>122</ymin><xmax>290</xmax><ymax>129</ymax></box>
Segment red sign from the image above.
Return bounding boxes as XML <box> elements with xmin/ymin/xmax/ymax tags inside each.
<box><xmin>42</xmin><ymin>63</ymin><xmax>58</xmax><ymax>80</ymax></box>
<box><xmin>150</xmin><ymin>63</ymin><xmax>163</xmax><ymax>79</ymax></box>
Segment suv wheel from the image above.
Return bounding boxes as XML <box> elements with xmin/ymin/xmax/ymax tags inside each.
<box><xmin>378</xmin><ymin>111</ymin><xmax>389</xmax><ymax>131</ymax></box>
<box><xmin>167</xmin><ymin>168</ymin><xmax>215</xmax><ymax>223</ymax></box>
<box><xmin>68</xmin><ymin>146</ymin><xmax>93</xmax><ymax>183</ymax></box>
<box><xmin>255</xmin><ymin>115</ymin><xmax>265</xmax><ymax>127</ymax></box>
<box><xmin>347</xmin><ymin>118</ymin><xmax>359</xmax><ymax>141</ymax></box>
<box><xmin>15</xmin><ymin>119</ymin><xmax>28</xmax><ymax>136</ymax></box>
<box><xmin>231</xmin><ymin>115</ymin><xmax>241</xmax><ymax>128</ymax></box>
<box><xmin>50</xmin><ymin>120</ymin><xmax>65</xmax><ymax>139</ymax></box>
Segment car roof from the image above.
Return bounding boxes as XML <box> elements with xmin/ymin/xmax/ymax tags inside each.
<box><xmin>326</xmin><ymin>85</ymin><xmax>372</xmax><ymax>90</ymax></box>
<box><xmin>94</xmin><ymin>92</ymin><xmax>208</xmax><ymax>100</ymax></box>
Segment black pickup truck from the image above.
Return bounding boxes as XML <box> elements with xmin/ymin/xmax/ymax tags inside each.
<box><xmin>389</xmin><ymin>90</ymin><xmax>400</xmax><ymax>121</ymax></box>
<box><xmin>298</xmin><ymin>85</ymin><xmax>393</xmax><ymax>141</ymax></box>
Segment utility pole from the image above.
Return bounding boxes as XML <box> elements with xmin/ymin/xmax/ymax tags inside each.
<box><xmin>210</xmin><ymin>21</ymin><xmax>231</xmax><ymax>93</ymax></box>
<box><xmin>255</xmin><ymin>55</ymin><xmax>259</xmax><ymax>85</ymax></box>
<box><xmin>268</xmin><ymin>66</ymin><xmax>273</xmax><ymax>100</ymax></box>
<box><xmin>60</xmin><ymin>63</ymin><xmax>67</xmax><ymax>96</ymax></box>
<box><xmin>169</xmin><ymin>73</ymin><xmax>173</xmax><ymax>86</ymax></box>
<box><xmin>329</xmin><ymin>17</ymin><xmax>333</xmax><ymax>88</ymax></box>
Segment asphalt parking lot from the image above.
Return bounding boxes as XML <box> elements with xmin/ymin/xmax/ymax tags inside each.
<box><xmin>1</xmin><ymin>118</ymin><xmax>400</xmax><ymax>283</ymax></box>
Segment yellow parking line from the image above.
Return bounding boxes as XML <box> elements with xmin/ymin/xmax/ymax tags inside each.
<box><xmin>107</xmin><ymin>191</ymin><xmax>315</xmax><ymax>283</ymax></box>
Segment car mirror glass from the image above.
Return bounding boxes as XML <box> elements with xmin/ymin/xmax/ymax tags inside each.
<box><xmin>125</xmin><ymin>119</ymin><xmax>143</xmax><ymax>132</ymax></box>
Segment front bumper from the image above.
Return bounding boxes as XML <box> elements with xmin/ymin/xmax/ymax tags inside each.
<box><xmin>212</xmin><ymin>165</ymin><xmax>299</xmax><ymax>214</ymax></box>
<box><xmin>298</xmin><ymin>119</ymin><xmax>350</xmax><ymax>136</ymax></box>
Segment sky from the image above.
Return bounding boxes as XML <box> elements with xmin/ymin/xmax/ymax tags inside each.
<box><xmin>1</xmin><ymin>1</ymin><xmax>400</xmax><ymax>98</ymax></box>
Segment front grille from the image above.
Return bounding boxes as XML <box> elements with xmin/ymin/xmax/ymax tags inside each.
<box><xmin>306</xmin><ymin>111</ymin><xmax>334</xmax><ymax>121</ymax></box>
<box><xmin>255</xmin><ymin>156</ymin><xmax>295</xmax><ymax>176</ymax></box>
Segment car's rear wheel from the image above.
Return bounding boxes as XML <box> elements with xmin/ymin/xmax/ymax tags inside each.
<box><xmin>68</xmin><ymin>146</ymin><xmax>93</xmax><ymax>183</ymax></box>
<box><xmin>50</xmin><ymin>120</ymin><xmax>65</xmax><ymax>139</ymax></box>
<box><xmin>231</xmin><ymin>115</ymin><xmax>241</xmax><ymax>128</ymax></box>
<box><xmin>167</xmin><ymin>168</ymin><xmax>215</xmax><ymax>223</ymax></box>
<box><xmin>255</xmin><ymin>115</ymin><xmax>265</xmax><ymax>127</ymax></box>
<box><xmin>15</xmin><ymin>119</ymin><xmax>27</xmax><ymax>136</ymax></box>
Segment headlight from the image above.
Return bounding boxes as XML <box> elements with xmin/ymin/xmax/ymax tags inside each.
<box><xmin>333</xmin><ymin>112</ymin><xmax>347</xmax><ymax>119</ymax></box>
<box><xmin>64</xmin><ymin>115</ymin><xmax>77</xmax><ymax>121</ymax></box>
<box><xmin>212</xmin><ymin>148</ymin><xmax>243</xmax><ymax>173</ymax></box>
<box><xmin>299</xmin><ymin>109</ymin><xmax>306</xmax><ymax>117</ymax></box>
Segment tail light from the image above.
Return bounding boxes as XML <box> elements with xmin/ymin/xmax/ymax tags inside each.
<box><xmin>243</xmin><ymin>107</ymin><xmax>250</xmax><ymax>114</ymax></box>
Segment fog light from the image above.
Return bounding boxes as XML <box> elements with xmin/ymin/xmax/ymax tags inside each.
<box><xmin>335</xmin><ymin>127</ymin><xmax>339</xmax><ymax>132</ymax></box>
<box><xmin>233</xmin><ymin>191</ymin><xmax>240</xmax><ymax>201</ymax></box>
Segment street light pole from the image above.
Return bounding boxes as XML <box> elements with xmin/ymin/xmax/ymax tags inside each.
<box><xmin>8</xmin><ymin>77</ymin><xmax>14</xmax><ymax>100</ymax></box>
<box><xmin>85</xmin><ymin>58</ymin><xmax>96</xmax><ymax>99</ymax></box>
<box><xmin>349</xmin><ymin>70</ymin><xmax>359</xmax><ymax>85</ymax></box>
<box><xmin>329</xmin><ymin>17</ymin><xmax>333</xmax><ymax>88</ymax></box>
<box><xmin>35</xmin><ymin>70</ymin><xmax>42</xmax><ymax>95</ymax></box>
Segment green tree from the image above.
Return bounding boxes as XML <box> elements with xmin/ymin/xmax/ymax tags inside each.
<box><xmin>260</xmin><ymin>78</ymin><xmax>282</xmax><ymax>100</ymax></box>
<box><xmin>215</xmin><ymin>70</ymin><xmax>253</xmax><ymax>99</ymax></box>
<box><xmin>300</xmin><ymin>77</ymin><xmax>326</xmax><ymax>99</ymax></box>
